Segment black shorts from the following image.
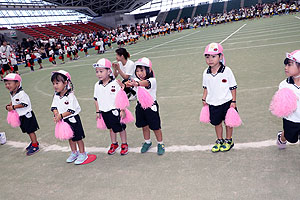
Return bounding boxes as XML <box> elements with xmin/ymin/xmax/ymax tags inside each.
<box><xmin>135</xmin><ymin>101</ymin><xmax>161</xmax><ymax>130</ymax></box>
<box><xmin>37</xmin><ymin>58</ymin><xmax>42</xmax><ymax>64</ymax></box>
<box><xmin>67</xmin><ymin>51</ymin><xmax>72</xmax><ymax>56</ymax></box>
<box><xmin>84</xmin><ymin>48</ymin><xmax>88</xmax><ymax>53</ymax></box>
<box><xmin>72</xmin><ymin>51</ymin><xmax>77</xmax><ymax>56</ymax></box>
<box><xmin>2</xmin><ymin>64</ymin><xmax>10</xmax><ymax>71</ymax></box>
<box><xmin>209</xmin><ymin>100</ymin><xmax>237</xmax><ymax>126</ymax></box>
<box><xmin>283</xmin><ymin>118</ymin><xmax>300</xmax><ymax>143</ymax></box>
<box><xmin>101</xmin><ymin>109</ymin><xmax>126</xmax><ymax>133</ymax></box>
<box><xmin>13</xmin><ymin>65</ymin><xmax>18</xmax><ymax>72</ymax></box>
<box><xmin>20</xmin><ymin>111</ymin><xmax>39</xmax><ymax>134</ymax></box>
<box><xmin>63</xmin><ymin>115</ymin><xmax>85</xmax><ymax>142</ymax></box>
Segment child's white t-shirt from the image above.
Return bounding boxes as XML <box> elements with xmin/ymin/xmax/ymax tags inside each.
<box><xmin>134</xmin><ymin>77</ymin><xmax>157</xmax><ymax>101</ymax></box>
<box><xmin>94</xmin><ymin>79</ymin><xmax>121</xmax><ymax>112</ymax></box>
<box><xmin>202</xmin><ymin>65</ymin><xmax>237</xmax><ymax>106</ymax></box>
<box><xmin>10</xmin><ymin>88</ymin><xmax>32</xmax><ymax>116</ymax></box>
<box><xmin>279</xmin><ymin>78</ymin><xmax>300</xmax><ymax>123</ymax></box>
<box><xmin>51</xmin><ymin>91</ymin><xmax>81</xmax><ymax>119</ymax></box>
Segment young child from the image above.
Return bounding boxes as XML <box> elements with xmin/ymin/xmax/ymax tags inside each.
<box><xmin>201</xmin><ymin>43</ymin><xmax>237</xmax><ymax>153</ymax></box>
<box><xmin>10</xmin><ymin>51</ymin><xmax>19</xmax><ymax>73</ymax></box>
<box><xmin>93</xmin><ymin>58</ymin><xmax>129</xmax><ymax>155</ymax></box>
<box><xmin>51</xmin><ymin>70</ymin><xmax>88</xmax><ymax>164</ymax></box>
<box><xmin>125</xmin><ymin>57</ymin><xmax>165</xmax><ymax>155</ymax></box>
<box><xmin>276</xmin><ymin>50</ymin><xmax>300</xmax><ymax>149</ymax></box>
<box><xmin>33</xmin><ymin>49</ymin><xmax>43</xmax><ymax>69</ymax></box>
<box><xmin>48</xmin><ymin>48</ymin><xmax>56</xmax><ymax>66</ymax></box>
<box><xmin>4</xmin><ymin>73</ymin><xmax>40</xmax><ymax>155</ymax></box>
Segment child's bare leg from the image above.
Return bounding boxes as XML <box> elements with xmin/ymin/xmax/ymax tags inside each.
<box><xmin>110</xmin><ymin>129</ymin><xmax>117</xmax><ymax>143</ymax></box>
<box><xmin>28</xmin><ymin>132</ymin><xmax>38</xmax><ymax>144</ymax></box>
<box><xmin>77</xmin><ymin>140</ymin><xmax>85</xmax><ymax>153</ymax></box>
<box><xmin>225</xmin><ymin>125</ymin><xmax>233</xmax><ymax>139</ymax></box>
<box><xmin>215</xmin><ymin>123</ymin><xmax>223</xmax><ymax>139</ymax></box>
<box><xmin>69</xmin><ymin>139</ymin><xmax>77</xmax><ymax>152</ymax></box>
<box><xmin>280</xmin><ymin>131</ymin><xmax>287</xmax><ymax>142</ymax></box>
<box><xmin>142</xmin><ymin>126</ymin><xmax>151</xmax><ymax>140</ymax></box>
<box><xmin>119</xmin><ymin>130</ymin><xmax>127</xmax><ymax>143</ymax></box>
<box><xmin>154</xmin><ymin>129</ymin><xmax>163</xmax><ymax>142</ymax></box>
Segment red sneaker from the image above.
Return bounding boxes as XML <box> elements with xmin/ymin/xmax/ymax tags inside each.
<box><xmin>108</xmin><ymin>143</ymin><xmax>119</xmax><ymax>155</ymax></box>
<box><xmin>120</xmin><ymin>143</ymin><xmax>128</xmax><ymax>155</ymax></box>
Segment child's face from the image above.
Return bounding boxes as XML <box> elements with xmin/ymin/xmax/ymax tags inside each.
<box><xmin>52</xmin><ymin>80</ymin><xmax>67</xmax><ymax>93</ymax></box>
<box><xmin>5</xmin><ymin>80</ymin><xmax>20</xmax><ymax>92</ymax></box>
<box><xmin>205</xmin><ymin>54</ymin><xmax>222</xmax><ymax>67</ymax></box>
<box><xmin>136</xmin><ymin>66</ymin><xmax>147</xmax><ymax>80</ymax></box>
<box><xmin>285</xmin><ymin>60</ymin><xmax>300</xmax><ymax>77</ymax></box>
<box><xmin>95</xmin><ymin>68</ymin><xmax>111</xmax><ymax>81</ymax></box>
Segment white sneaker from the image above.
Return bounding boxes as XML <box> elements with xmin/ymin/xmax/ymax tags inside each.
<box><xmin>0</xmin><ymin>132</ymin><xmax>6</xmax><ymax>145</ymax></box>
<box><xmin>74</xmin><ymin>152</ymin><xmax>88</xmax><ymax>165</ymax></box>
<box><xmin>66</xmin><ymin>151</ymin><xmax>78</xmax><ymax>163</ymax></box>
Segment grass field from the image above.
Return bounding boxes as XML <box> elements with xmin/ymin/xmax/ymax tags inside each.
<box><xmin>1</xmin><ymin>14</ymin><xmax>300</xmax><ymax>200</ymax></box>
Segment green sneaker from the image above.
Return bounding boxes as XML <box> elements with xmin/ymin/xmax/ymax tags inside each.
<box><xmin>220</xmin><ymin>139</ymin><xmax>234</xmax><ymax>152</ymax></box>
<box><xmin>211</xmin><ymin>139</ymin><xmax>224</xmax><ymax>153</ymax></box>
<box><xmin>141</xmin><ymin>142</ymin><xmax>152</xmax><ymax>153</ymax></box>
<box><xmin>157</xmin><ymin>144</ymin><xmax>165</xmax><ymax>155</ymax></box>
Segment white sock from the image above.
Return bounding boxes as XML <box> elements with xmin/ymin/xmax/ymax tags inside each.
<box><xmin>145</xmin><ymin>139</ymin><xmax>151</xmax><ymax>144</ymax></box>
<box><xmin>157</xmin><ymin>141</ymin><xmax>164</xmax><ymax>145</ymax></box>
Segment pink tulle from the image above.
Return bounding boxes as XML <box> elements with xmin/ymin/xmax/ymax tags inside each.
<box><xmin>7</xmin><ymin>110</ymin><xmax>21</xmax><ymax>128</ymax></box>
<box><xmin>120</xmin><ymin>108</ymin><xmax>134</xmax><ymax>124</ymax></box>
<box><xmin>97</xmin><ymin>116</ymin><xmax>107</xmax><ymax>130</ymax></box>
<box><xmin>199</xmin><ymin>105</ymin><xmax>210</xmax><ymax>123</ymax></box>
<box><xmin>270</xmin><ymin>88</ymin><xmax>298</xmax><ymax>117</ymax></box>
<box><xmin>137</xmin><ymin>87</ymin><xmax>154</xmax><ymax>109</ymax></box>
<box><xmin>55</xmin><ymin>120</ymin><xmax>74</xmax><ymax>140</ymax></box>
<box><xmin>225</xmin><ymin>108</ymin><xmax>242</xmax><ymax>128</ymax></box>
<box><xmin>115</xmin><ymin>89</ymin><xmax>129</xmax><ymax>110</ymax></box>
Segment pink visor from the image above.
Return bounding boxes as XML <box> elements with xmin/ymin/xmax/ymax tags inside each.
<box><xmin>4</xmin><ymin>73</ymin><xmax>22</xmax><ymax>82</ymax></box>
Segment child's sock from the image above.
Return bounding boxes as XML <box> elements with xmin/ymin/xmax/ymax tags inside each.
<box><xmin>32</xmin><ymin>142</ymin><xmax>38</xmax><ymax>147</ymax></box>
<box><xmin>157</xmin><ymin>141</ymin><xmax>164</xmax><ymax>145</ymax></box>
<box><xmin>145</xmin><ymin>139</ymin><xmax>151</xmax><ymax>144</ymax></box>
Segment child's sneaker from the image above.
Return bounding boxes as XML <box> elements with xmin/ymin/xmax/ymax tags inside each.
<box><xmin>0</xmin><ymin>132</ymin><xmax>6</xmax><ymax>145</ymax></box>
<box><xmin>66</xmin><ymin>151</ymin><xmax>79</xmax><ymax>163</ymax></box>
<box><xmin>74</xmin><ymin>152</ymin><xmax>88</xmax><ymax>165</ymax></box>
<box><xmin>108</xmin><ymin>143</ymin><xmax>119</xmax><ymax>155</ymax></box>
<box><xmin>157</xmin><ymin>143</ymin><xmax>165</xmax><ymax>155</ymax></box>
<box><xmin>141</xmin><ymin>142</ymin><xmax>152</xmax><ymax>153</ymax></box>
<box><xmin>26</xmin><ymin>145</ymin><xmax>39</xmax><ymax>156</ymax></box>
<box><xmin>26</xmin><ymin>142</ymin><xmax>39</xmax><ymax>151</ymax></box>
<box><xmin>277</xmin><ymin>131</ymin><xmax>287</xmax><ymax>149</ymax></box>
<box><xmin>120</xmin><ymin>143</ymin><xmax>128</xmax><ymax>155</ymax></box>
<box><xmin>220</xmin><ymin>139</ymin><xmax>234</xmax><ymax>152</ymax></box>
<box><xmin>211</xmin><ymin>139</ymin><xmax>224</xmax><ymax>153</ymax></box>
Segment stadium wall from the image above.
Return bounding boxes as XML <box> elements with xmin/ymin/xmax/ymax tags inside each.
<box><xmin>92</xmin><ymin>12</ymin><xmax>137</xmax><ymax>28</ymax></box>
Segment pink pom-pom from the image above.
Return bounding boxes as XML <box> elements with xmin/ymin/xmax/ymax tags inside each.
<box><xmin>199</xmin><ymin>105</ymin><xmax>210</xmax><ymax>123</ymax></box>
<box><xmin>55</xmin><ymin>120</ymin><xmax>74</xmax><ymax>140</ymax></box>
<box><xmin>120</xmin><ymin>108</ymin><xmax>134</xmax><ymax>124</ymax></box>
<box><xmin>97</xmin><ymin>116</ymin><xmax>107</xmax><ymax>130</ymax></box>
<box><xmin>115</xmin><ymin>89</ymin><xmax>129</xmax><ymax>110</ymax></box>
<box><xmin>7</xmin><ymin>110</ymin><xmax>21</xmax><ymax>128</ymax></box>
<box><xmin>137</xmin><ymin>87</ymin><xmax>154</xmax><ymax>109</ymax></box>
<box><xmin>225</xmin><ymin>108</ymin><xmax>242</xmax><ymax>128</ymax></box>
<box><xmin>270</xmin><ymin>88</ymin><xmax>298</xmax><ymax>117</ymax></box>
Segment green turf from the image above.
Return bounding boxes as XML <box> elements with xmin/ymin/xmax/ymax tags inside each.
<box><xmin>1</xmin><ymin>14</ymin><xmax>300</xmax><ymax>199</ymax></box>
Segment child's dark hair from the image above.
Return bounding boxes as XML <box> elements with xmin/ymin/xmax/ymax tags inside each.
<box><xmin>135</xmin><ymin>65</ymin><xmax>154</xmax><ymax>80</ymax></box>
<box><xmin>115</xmin><ymin>48</ymin><xmax>130</xmax><ymax>60</ymax></box>
<box><xmin>204</xmin><ymin>53</ymin><xmax>222</xmax><ymax>57</ymax></box>
<box><xmin>284</xmin><ymin>58</ymin><xmax>300</xmax><ymax>67</ymax></box>
<box><xmin>51</xmin><ymin>73</ymin><xmax>74</xmax><ymax>91</ymax></box>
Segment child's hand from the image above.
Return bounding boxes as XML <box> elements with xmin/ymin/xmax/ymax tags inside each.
<box><xmin>96</xmin><ymin>112</ymin><xmax>101</xmax><ymax>119</ymax></box>
<box><xmin>116</xmin><ymin>79</ymin><xmax>125</xmax><ymax>89</ymax></box>
<box><xmin>124</xmin><ymin>80</ymin><xmax>133</xmax><ymax>87</ymax></box>
<box><xmin>6</xmin><ymin>105</ymin><xmax>13</xmax><ymax>111</ymax></box>
<box><xmin>230</xmin><ymin>102</ymin><xmax>236</xmax><ymax>108</ymax></box>
<box><xmin>53</xmin><ymin>114</ymin><xmax>61</xmax><ymax>123</ymax></box>
<box><xmin>120</xmin><ymin>110</ymin><xmax>126</xmax><ymax>119</ymax></box>
<box><xmin>131</xmin><ymin>80</ymin><xmax>139</xmax><ymax>87</ymax></box>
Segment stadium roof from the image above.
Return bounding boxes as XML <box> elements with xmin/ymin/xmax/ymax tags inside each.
<box><xmin>43</xmin><ymin>0</ymin><xmax>152</xmax><ymax>16</ymax></box>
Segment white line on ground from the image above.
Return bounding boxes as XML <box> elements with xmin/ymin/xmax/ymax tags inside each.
<box><xmin>295</xmin><ymin>16</ymin><xmax>300</xmax><ymax>20</ymax></box>
<box><xmin>5</xmin><ymin>139</ymin><xmax>287</xmax><ymax>153</ymax></box>
<box><xmin>130</xmin><ymin>29</ymin><xmax>201</xmax><ymax>57</ymax></box>
<box><xmin>219</xmin><ymin>24</ymin><xmax>247</xmax><ymax>44</ymax></box>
